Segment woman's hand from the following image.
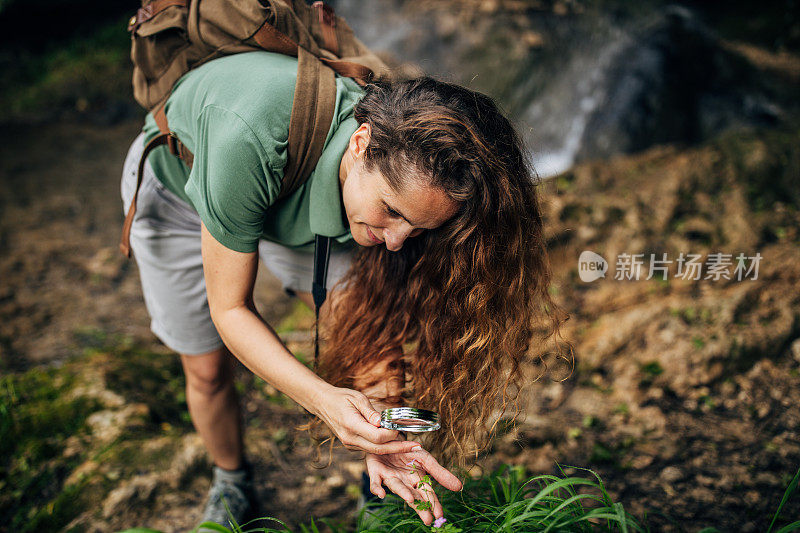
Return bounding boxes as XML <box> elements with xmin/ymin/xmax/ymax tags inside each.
<box><xmin>364</xmin><ymin>447</ymin><xmax>463</xmax><ymax>525</ymax></box>
<box><xmin>313</xmin><ymin>385</ymin><xmax>420</xmax><ymax>455</ymax></box>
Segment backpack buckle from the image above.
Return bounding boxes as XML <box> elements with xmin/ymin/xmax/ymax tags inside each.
<box><xmin>313</xmin><ymin>2</ymin><xmax>336</xmax><ymax>26</ymax></box>
<box><xmin>166</xmin><ymin>133</ymin><xmax>180</xmax><ymax>156</ymax></box>
<box><xmin>128</xmin><ymin>5</ymin><xmax>153</xmax><ymax>32</ymax></box>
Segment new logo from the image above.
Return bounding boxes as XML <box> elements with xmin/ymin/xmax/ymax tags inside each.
<box><xmin>578</xmin><ymin>251</ymin><xmax>608</xmax><ymax>282</ymax></box>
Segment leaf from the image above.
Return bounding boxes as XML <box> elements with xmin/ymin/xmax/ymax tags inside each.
<box><xmin>768</xmin><ymin>467</ymin><xmax>800</xmax><ymax>533</ymax></box>
<box><xmin>191</xmin><ymin>523</ymin><xmax>232</xmax><ymax>533</ymax></box>
<box><xmin>413</xmin><ymin>499</ymin><xmax>432</xmax><ymax>511</ymax></box>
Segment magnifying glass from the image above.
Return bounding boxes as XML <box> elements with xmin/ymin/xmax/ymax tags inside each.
<box><xmin>380</xmin><ymin>407</ymin><xmax>440</xmax><ymax>433</ymax></box>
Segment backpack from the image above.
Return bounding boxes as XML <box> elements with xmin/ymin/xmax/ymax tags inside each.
<box><xmin>120</xmin><ymin>0</ymin><xmax>390</xmax><ymax>349</ymax></box>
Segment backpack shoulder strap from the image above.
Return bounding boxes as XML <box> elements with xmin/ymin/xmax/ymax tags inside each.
<box><xmin>119</xmin><ymin>104</ymin><xmax>194</xmax><ymax>257</ymax></box>
<box><xmin>312</xmin><ymin>234</ymin><xmax>332</xmax><ymax>368</ymax></box>
<box><xmin>280</xmin><ymin>46</ymin><xmax>337</xmax><ymax>201</ymax></box>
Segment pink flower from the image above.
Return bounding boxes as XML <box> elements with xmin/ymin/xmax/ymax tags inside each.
<box><xmin>433</xmin><ymin>517</ymin><xmax>447</xmax><ymax>528</ymax></box>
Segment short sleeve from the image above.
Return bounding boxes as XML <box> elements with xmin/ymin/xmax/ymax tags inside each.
<box><xmin>184</xmin><ymin>105</ymin><xmax>281</xmax><ymax>252</ymax></box>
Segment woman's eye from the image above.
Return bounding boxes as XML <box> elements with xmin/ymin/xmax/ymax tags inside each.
<box><xmin>386</xmin><ymin>206</ymin><xmax>401</xmax><ymax>218</ymax></box>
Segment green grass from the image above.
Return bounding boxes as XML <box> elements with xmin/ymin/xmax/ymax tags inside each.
<box><xmin>0</xmin><ymin>364</ymin><xmax>103</xmax><ymax>531</ymax></box>
<box><xmin>0</xmin><ymin>338</ymin><xmax>191</xmax><ymax>531</ymax></box>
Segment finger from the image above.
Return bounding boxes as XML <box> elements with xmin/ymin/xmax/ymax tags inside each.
<box><xmin>411</xmin><ymin>449</ymin><xmax>463</xmax><ymax>491</ymax></box>
<box><xmin>386</xmin><ymin>477</ymin><xmax>434</xmax><ymax>526</ymax></box>
<box><xmin>345</xmin><ymin>402</ymin><xmax>405</xmax><ymax>445</ymax></box>
<box><xmin>360</xmin><ymin>424</ymin><xmax>402</xmax><ymax>444</ymax></box>
<box><xmin>363</xmin><ymin>461</ymin><xmax>387</xmax><ymax>499</ymax></box>
<box><xmin>350</xmin><ymin>435</ymin><xmax>420</xmax><ymax>455</ymax></box>
<box><xmin>415</xmin><ymin>480</ymin><xmax>444</xmax><ymax>519</ymax></box>
<box><xmin>408</xmin><ymin>474</ymin><xmax>442</xmax><ymax>519</ymax></box>
<box><xmin>415</xmin><ymin>506</ymin><xmax>434</xmax><ymax>526</ymax></box>
<box><xmin>369</xmin><ymin>478</ymin><xmax>386</xmax><ymax>499</ymax></box>
<box><xmin>339</xmin><ymin>411</ymin><xmax>400</xmax><ymax>447</ymax></box>
<box><xmin>407</xmin><ymin>484</ymin><xmax>436</xmax><ymax>525</ymax></box>
<box><xmin>382</xmin><ymin>476</ymin><xmax>415</xmax><ymax>506</ymax></box>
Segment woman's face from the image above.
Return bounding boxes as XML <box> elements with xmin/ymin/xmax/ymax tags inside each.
<box><xmin>339</xmin><ymin>124</ymin><xmax>459</xmax><ymax>251</ymax></box>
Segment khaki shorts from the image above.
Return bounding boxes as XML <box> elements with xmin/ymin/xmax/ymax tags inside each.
<box><xmin>121</xmin><ymin>132</ymin><xmax>354</xmax><ymax>355</ymax></box>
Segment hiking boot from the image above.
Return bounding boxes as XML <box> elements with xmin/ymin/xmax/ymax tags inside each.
<box><xmin>197</xmin><ymin>462</ymin><xmax>257</xmax><ymax>532</ymax></box>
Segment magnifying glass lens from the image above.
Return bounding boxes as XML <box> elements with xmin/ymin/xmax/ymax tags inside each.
<box><xmin>380</xmin><ymin>408</ymin><xmax>440</xmax><ymax>433</ymax></box>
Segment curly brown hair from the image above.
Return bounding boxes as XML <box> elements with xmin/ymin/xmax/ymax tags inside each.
<box><xmin>316</xmin><ymin>76</ymin><xmax>570</xmax><ymax>467</ymax></box>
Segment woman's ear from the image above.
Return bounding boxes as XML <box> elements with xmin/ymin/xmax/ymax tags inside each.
<box><xmin>352</xmin><ymin>122</ymin><xmax>371</xmax><ymax>157</ymax></box>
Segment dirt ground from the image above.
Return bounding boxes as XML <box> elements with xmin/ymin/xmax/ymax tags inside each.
<box><xmin>1</xmin><ymin>119</ymin><xmax>799</xmax><ymax>531</ymax></box>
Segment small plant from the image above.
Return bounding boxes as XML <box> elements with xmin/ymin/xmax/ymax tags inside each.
<box><xmin>431</xmin><ymin>516</ymin><xmax>461</xmax><ymax>532</ymax></box>
<box><xmin>406</xmin><ymin>459</ymin><xmax>434</xmax><ymax>513</ymax></box>
<box><xmin>404</xmin><ymin>459</ymin><xmax>461</xmax><ymax>531</ymax></box>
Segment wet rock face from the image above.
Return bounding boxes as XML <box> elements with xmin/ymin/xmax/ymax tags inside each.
<box><xmin>577</xmin><ymin>7</ymin><xmax>782</xmax><ymax>163</ymax></box>
<box><xmin>331</xmin><ymin>1</ymin><xmax>796</xmax><ymax>177</ymax></box>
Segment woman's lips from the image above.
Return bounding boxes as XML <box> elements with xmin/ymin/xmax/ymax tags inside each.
<box><xmin>366</xmin><ymin>226</ymin><xmax>383</xmax><ymax>244</ymax></box>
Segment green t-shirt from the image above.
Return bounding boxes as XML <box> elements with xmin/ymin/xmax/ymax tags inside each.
<box><xmin>142</xmin><ymin>51</ymin><xmax>364</xmax><ymax>253</ymax></box>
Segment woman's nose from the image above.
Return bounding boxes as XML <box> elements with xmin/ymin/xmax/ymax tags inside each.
<box><xmin>384</xmin><ymin>224</ymin><xmax>414</xmax><ymax>251</ymax></box>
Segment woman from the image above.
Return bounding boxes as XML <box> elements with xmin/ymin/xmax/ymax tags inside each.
<box><xmin>121</xmin><ymin>50</ymin><xmax>566</xmax><ymax>529</ymax></box>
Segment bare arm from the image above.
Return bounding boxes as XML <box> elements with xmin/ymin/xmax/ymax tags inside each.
<box><xmin>200</xmin><ymin>222</ymin><xmax>418</xmax><ymax>455</ymax></box>
<box><xmin>292</xmin><ymin>291</ymin><xmax>463</xmax><ymax>525</ymax></box>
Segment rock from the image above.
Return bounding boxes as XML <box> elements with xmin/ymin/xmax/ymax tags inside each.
<box><xmin>479</xmin><ymin>0</ymin><xmax>499</xmax><ymax>14</ymax></box>
<box><xmin>791</xmin><ymin>338</ymin><xmax>800</xmax><ymax>364</ymax></box>
<box><xmin>754</xmin><ymin>472</ymin><xmax>779</xmax><ymax>485</ymax></box>
<box><xmin>631</xmin><ymin>455</ymin><xmax>654</xmax><ymax>469</ymax></box>
<box><xmin>65</xmin><ymin>460</ymin><xmax>100</xmax><ymax>486</ymax></box>
<box><xmin>167</xmin><ymin>434</ymin><xmax>209</xmax><ymax>489</ymax></box>
<box><xmin>86</xmin><ymin>246</ymin><xmax>125</xmax><ymax>280</ymax></box>
<box><xmin>660</xmin><ymin>466</ymin><xmax>684</xmax><ymax>483</ymax></box>
<box><xmin>743</xmin><ymin>490</ymin><xmax>760</xmax><ymax>506</ymax></box>
<box><xmin>576</xmin><ymin>7</ymin><xmax>781</xmax><ymax>165</ymax></box>
<box><xmin>63</xmin><ymin>435</ymin><xmax>84</xmax><ymax>458</ymax></box>
<box><xmin>695</xmin><ymin>474</ymin><xmax>715</xmax><ymax>486</ymax></box>
<box><xmin>341</xmin><ymin>461</ymin><xmax>365</xmax><ymax>479</ymax></box>
<box><xmin>689</xmin><ymin>486</ymin><xmax>715</xmax><ymax>504</ymax></box>
<box><xmin>102</xmin><ymin>473</ymin><xmax>160</xmax><ymax>518</ymax></box>
<box><xmin>521</xmin><ymin>31</ymin><xmax>544</xmax><ymax>49</ymax></box>
<box><xmin>518</xmin><ymin>442</ymin><xmax>557</xmax><ymax>473</ymax></box>
<box><xmin>326</xmin><ymin>474</ymin><xmax>345</xmax><ymax>488</ymax></box>
<box><xmin>66</xmin><ymin>367</ymin><xmax>126</xmax><ymax>409</ymax></box>
<box><xmin>86</xmin><ymin>404</ymin><xmax>150</xmax><ymax>443</ymax></box>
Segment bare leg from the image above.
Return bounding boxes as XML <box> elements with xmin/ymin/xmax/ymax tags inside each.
<box><xmin>180</xmin><ymin>346</ymin><xmax>244</xmax><ymax>471</ymax></box>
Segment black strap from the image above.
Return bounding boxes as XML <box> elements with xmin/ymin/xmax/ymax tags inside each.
<box><xmin>312</xmin><ymin>234</ymin><xmax>332</xmax><ymax>368</ymax></box>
